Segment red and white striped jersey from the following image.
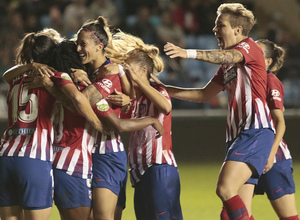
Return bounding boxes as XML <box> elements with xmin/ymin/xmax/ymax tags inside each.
<box><xmin>212</xmin><ymin>38</ymin><xmax>274</xmax><ymax>142</ymax></box>
<box><xmin>91</xmin><ymin>64</ymin><xmax>125</xmax><ymax>155</ymax></box>
<box><xmin>0</xmin><ymin>74</ymin><xmax>56</xmax><ymax>161</ymax></box>
<box><xmin>50</xmin><ymin>72</ymin><xmax>98</xmax><ymax>179</ymax></box>
<box><xmin>128</xmin><ymin>83</ymin><xmax>177</xmax><ymax>186</ymax></box>
<box><xmin>266</xmin><ymin>72</ymin><xmax>291</xmax><ymax>162</ymax></box>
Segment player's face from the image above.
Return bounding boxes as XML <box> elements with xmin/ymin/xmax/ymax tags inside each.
<box><xmin>76</xmin><ymin>30</ymin><xmax>100</xmax><ymax>65</ymax></box>
<box><xmin>213</xmin><ymin>13</ymin><xmax>239</xmax><ymax>50</ymax></box>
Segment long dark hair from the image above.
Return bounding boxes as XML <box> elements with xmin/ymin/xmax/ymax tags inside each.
<box><xmin>50</xmin><ymin>40</ymin><xmax>84</xmax><ymax>73</ymax></box>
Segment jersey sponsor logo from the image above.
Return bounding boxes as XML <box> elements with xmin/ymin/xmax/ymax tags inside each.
<box><xmin>237</xmin><ymin>42</ymin><xmax>250</xmax><ymax>54</ymax></box>
<box><xmin>53</xmin><ymin>145</ymin><xmax>64</xmax><ymax>153</ymax></box>
<box><xmin>271</xmin><ymin>89</ymin><xmax>281</xmax><ymax>101</ymax></box>
<box><xmin>96</xmin><ymin>79</ymin><xmax>112</xmax><ymax>94</ymax></box>
<box><xmin>96</xmin><ymin>99</ymin><xmax>109</xmax><ymax>112</ymax></box>
<box><xmin>223</xmin><ymin>66</ymin><xmax>237</xmax><ymax>85</ymax></box>
<box><xmin>61</xmin><ymin>73</ymin><xmax>73</xmax><ymax>82</ymax></box>
<box><xmin>7</xmin><ymin>127</ymin><xmax>35</xmax><ymax>136</ymax></box>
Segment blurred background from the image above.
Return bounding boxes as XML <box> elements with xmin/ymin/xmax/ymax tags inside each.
<box><xmin>0</xmin><ymin>0</ymin><xmax>300</xmax><ymax>162</ymax></box>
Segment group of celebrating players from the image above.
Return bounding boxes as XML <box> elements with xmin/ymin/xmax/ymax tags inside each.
<box><xmin>0</xmin><ymin>2</ymin><xmax>299</xmax><ymax>220</ymax></box>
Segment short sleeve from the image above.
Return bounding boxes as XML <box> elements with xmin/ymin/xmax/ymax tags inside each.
<box><xmin>51</xmin><ymin>72</ymin><xmax>74</xmax><ymax>89</ymax></box>
<box><xmin>93</xmin><ymin>75</ymin><xmax>122</xmax><ymax>99</ymax></box>
<box><xmin>267</xmin><ymin>74</ymin><xmax>284</xmax><ymax>110</ymax></box>
<box><xmin>92</xmin><ymin>99</ymin><xmax>113</xmax><ymax>118</ymax></box>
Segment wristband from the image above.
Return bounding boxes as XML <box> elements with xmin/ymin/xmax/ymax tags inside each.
<box><xmin>186</xmin><ymin>49</ymin><xmax>197</xmax><ymax>59</ymax></box>
<box><xmin>118</xmin><ymin>64</ymin><xmax>125</xmax><ymax>77</ymax></box>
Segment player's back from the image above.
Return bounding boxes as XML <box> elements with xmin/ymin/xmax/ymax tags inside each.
<box><xmin>0</xmin><ymin>74</ymin><xmax>56</xmax><ymax>161</ymax></box>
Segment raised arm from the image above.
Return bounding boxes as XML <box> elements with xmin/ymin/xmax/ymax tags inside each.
<box><xmin>3</xmin><ymin>62</ymin><xmax>55</xmax><ymax>84</ymax></box>
<box><xmin>164</xmin><ymin>42</ymin><xmax>244</xmax><ymax>65</ymax></box>
<box><xmin>124</xmin><ymin>63</ymin><xmax>172</xmax><ymax>114</ymax></box>
<box><xmin>26</xmin><ymin>75</ymin><xmax>103</xmax><ymax>132</ymax></box>
<box><xmin>151</xmin><ymin>74</ymin><xmax>223</xmax><ymax>103</ymax></box>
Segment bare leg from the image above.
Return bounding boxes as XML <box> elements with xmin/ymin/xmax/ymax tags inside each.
<box><xmin>93</xmin><ymin>188</ymin><xmax>118</xmax><ymax>220</ymax></box>
<box><xmin>0</xmin><ymin>206</ymin><xmax>23</xmax><ymax>220</ymax></box>
<box><xmin>58</xmin><ymin>207</ymin><xmax>91</xmax><ymax>220</ymax></box>
<box><xmin>270</xmin><ymin>194</ymin><xmax>298</xmax><ymax>218</ymax></box>
<box><xmin>216</xmin><ymin>161</ymin><xmax>253</xmax><ymax>201</ymax></box>
<box><xmin>23</xmin><ymin>207</ymin><xmax>52</xmax><ymax>220</ymax></box>
<box><xmin>238</xmin><ymin>184</ymin><xmax>255</xmax><ymax>217</ymax></box>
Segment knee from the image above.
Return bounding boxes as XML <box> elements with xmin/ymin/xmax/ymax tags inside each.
<box><xmin>216</xmin><ymin>182</ymin><xmax>234</xmax><ymax>201</ymax></box>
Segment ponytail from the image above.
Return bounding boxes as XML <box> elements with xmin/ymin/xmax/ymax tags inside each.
<box><xmin>256</xmin><ymin>39</ymin><xmax>286</xmax><ymax>73</ymax></box>
<box><xmin>15</xmin><ymin>31</ymin><xmax>58</xmax><ymax>65</ymax></box>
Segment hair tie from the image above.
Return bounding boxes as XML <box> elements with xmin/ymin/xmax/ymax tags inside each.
<box><xmin>82</xmin><ymin>28</ymin><xmax>104</xmax><ymax>48</ymax></box>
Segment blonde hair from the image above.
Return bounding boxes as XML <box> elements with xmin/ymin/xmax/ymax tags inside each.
<box><xmin>256</xmin><ymin>39</ymin><xmax>286</xmax><ymax>73</ymax></box>
<box><xmin>217</xmin><ymin>3</ymin><xmax>256</xmax><ymax>36</ymax></box>
<box><xmin>105</xmin><ymin>31</ymin><xmax>164</xmax><ymax>77</ymax></box>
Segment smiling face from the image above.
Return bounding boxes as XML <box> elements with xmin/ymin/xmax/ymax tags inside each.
<box><xmin>213</xmin><ymin>13</ymin><xmax>241</xmax><ymax>50</ymax></box>
<box><xmin>76</xmin><ymin>30</ymin><xmax>102</xmax><ymax>66</ymax></box>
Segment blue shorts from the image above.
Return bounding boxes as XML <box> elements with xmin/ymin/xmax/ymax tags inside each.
<box><xmin>134</xmin><ymin>164</ymin><xmax>183</xmax><ymax>220</ymax></box>
<box><xmin>92</xmin><ymin>151</ymin><xmax>127</xmax><ymax>196</ymax></box>
<box><xmin>0</xmin><ymin>156</ymin><xmax>53</xmax><ymax>210</ymax></box>
<box><xmin>225</xmin><ymin>128</ymin><xmax>274</xmax><ymax>184</ymax></box>
<box><xmin>255</xmin><ymin>159</ymin><xmax>295</xmax><ymax>200</ymax></box>
<box><xmin>53</xmin><ymin>169</ymin><xmax>92</xmax><ymax>209</ymax></box>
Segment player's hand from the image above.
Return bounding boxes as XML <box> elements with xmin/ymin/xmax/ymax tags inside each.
<box><xmin>71</xmin><ymin>68</ymin><xmax>91</xmax><ymax>86</ymax></box>
<box><xmin>107</xmin><ymin>89</ymin><xmax>130</xmax><ymax>107</ymax></box>
<box><xmin>122</xmin><ymin>63</ymin><xmax>140</xmax><ymax>83</ymax></box>
<box><xmin>164</xmin><ymin>42</ymin><xmax>187</xmax><ymax>59</ymax></box>
<box><xmin>31</xmin><ymin>62</ymin><xmax>56</xmax><ymax>77</ymax></box>
<box><xmin>24</xmin><ymin>75</ymin><xmax>53</xmax><ymax>89</ymax></box>
<box><xmin>152</xmin><ymin>119</ymin><xmax>164</xmax><ymax>138</ymax></box>
<box><xmin>97</xmin><ymin>63</ymin><xmax>119</xmax><ymax>79</ymax></box>
<box><xmin>263</xmin><ymin>156</ymin><xmax>274</xmax><ymax>174</ymax></box>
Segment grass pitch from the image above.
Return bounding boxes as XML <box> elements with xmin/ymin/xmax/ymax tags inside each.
<box><xmin>50</xmin><ymin>162</ymin><xmax>300</xmax><ymax>220</ymax></box>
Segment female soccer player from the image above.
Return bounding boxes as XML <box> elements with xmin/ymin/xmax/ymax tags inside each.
<box><xmin>74</xmin><ymin>16</ymin><xmax>130</xmax><ymax>220</ymax></box>
<box><xmin>158</xmin><ymin>3</ymin><xmax>274</xmax><ymax>220</ymax></box>
<box><xmin>3</xmin><ymin>35</ymin><xmax>163</xmax><ymax>220</ymax></box>
<box><xmin>253</xmin><ymin>39</ymin><xmax>299</xmax><ymax>220</ymax></box>
<box><xmin>0</xmin><ymin>29</ymin><xmax>103</xmax><ymax>220</ymax></box>
<box><xmin>106</xmin><ymin>31</ymin><xmax>183</xmax><ymax>220</ymax></box>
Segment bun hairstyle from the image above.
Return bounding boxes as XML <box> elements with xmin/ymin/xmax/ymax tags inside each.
<box><xmin>15</xmin><ymin>31</ymin><xmax>58</xmax><ymax>65</ymax></box>
<box><xmin>105</xmin><ymin>31</ymin><xmax>164</xmax><ymax>78</ymax></box>
<box><xmin>256</xmin><ymin>39</ymin><xmax>286</xmax><ymax>73</ymax></box>
<box><xmin>79</xmin><ymin>16</ymin><xmax>111</xmax><ymax>49</ymax></box>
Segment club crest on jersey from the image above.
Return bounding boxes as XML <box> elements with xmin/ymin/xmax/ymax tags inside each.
<box><xmin>139</xmin><ymin>104</ymin><xmax>147</xmax><ymax>116</ymax></box>
<box><xmin>61</xmin><ymin>73</ymin><xmax>73</xmax><ymax>82</ymax></box>
<box><xmin>96</xmin><ymin>79</ymin><xmax>112</xmax><ymax>93</ymax></box>
<box><xmin>223</xmin><ymin>66</ymin><xmax>237</xmax><ymax>85</ymax></box>
<box><xmin>271</xmin><ymin>89</ymin><xmax>281</xmax><ymax>101</ymax></box>
<box><xmin>160</xmin><ymin>90</ymin><xmax>169</xmax><ymax>98</ymax></box>
<box><xmin>237</xmin><ymin>42</ymin><xmax>250</xmax><ymax>54</ymax></box>
<box><xmin>96</xmin><ymin>99</ymin><xmax>109</xmax><ymax>111</ymax></box>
